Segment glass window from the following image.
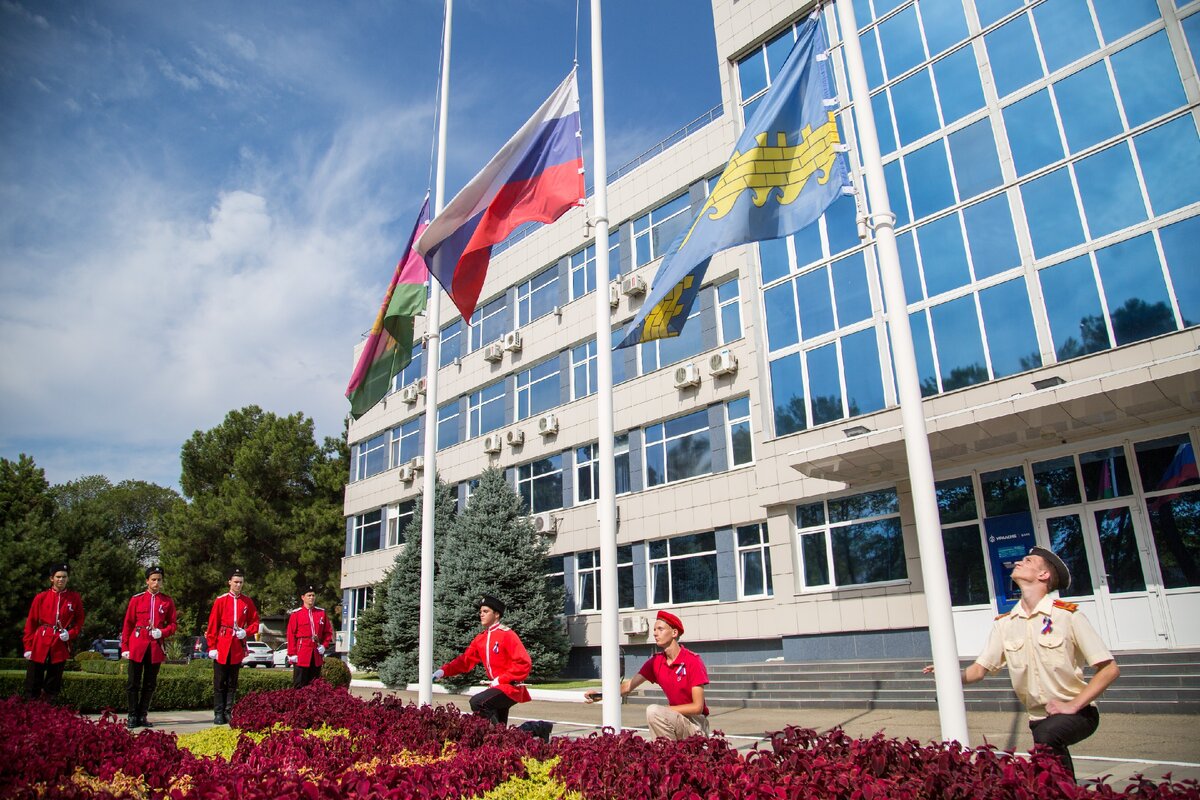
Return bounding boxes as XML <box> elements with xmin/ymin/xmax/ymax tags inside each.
<box><xmin>1080</xmin><ymin>446</ymin><xmax>1133</xmax><ymax>500</ymax></box>
<box><xmin>905</xmin><ymin>140</ymin><xmax>956</xmax><ymax>220</ymax></box>
<box><xmin>440</xmin><ymin>318</ymin><xmax>464</xmax><ymax>367</ymax></box>
<box><xmin>1093</xmin><ymin>0</ymin><xmax>1159</xmax><ymax>43</ymax></box>
<box><xmin>842</xmin><ymin>328</ymin><xmax>886</xmax><ymax>416</ymax></box>
<box><xmin>765</xmin><ymin>27</ymin><xmax>796</xmax><ymax>81</ymax></box>
<box><xmin>932</xmin><ymin>45</ymin><xmax>985</xmax><ymax>124</ymax></box>
<box><xmin>770</xmin><ymin>353</ymin><xmax>807</xmax><ymax>435</ymax></box>
<box><xmin>1095</xmin><ymin>234</ymin><xmax>1176</xmax><ymax>346</ymax></box>
<box><xmin>878</xmin><ymin>4</ymin><xmax>926</xmax><ymax>78</ymax></box>
<box><xmin>545</xmin><ymin>556</ymin><xmax>566</xmax><ymax>607</ymax></box>
<box><xmin>1047</xmin><ymin>514</ymin><xmax>1095</xmax><ymax>598</ymax></box>
<box><xmin>980</xmin><ymin>465</ymin><xmax>1030</xmax><ymax>516</ymax></box>
<box><xmin>918</xmin><ymin>213</ymin><xmax>971</xmax><ymax>296</ymax></box>
<box><xmin>986</xmin><ymin>14</ymin><xmax>1043</xmax><ymax>98</ymax></box>
<box><xmin>352</xmin><ymin>509</ymin><xmax>382</xmax><ymax>555</ymax></box>
<box><xmin>355</xmin><ymin>432</ymin><xmax>388</xmax><ymax>480</ymax></box>
<box><xmin>571</xmin><ymin>339</ymin><xmax>596</xmax><ymax>400</ymax></box>
<box><xmin>644</xmin><ymin>409</ymin><xmax>712</xmax><ymax>487</ymax></box>
<box><xmin>832</xmin><ymin>251</ymin><xmax>872</xmax><ymax>326</ymax></box>
<box><xmin>737</xmin><ymin>45</ymin><xmax>767</xmax><ymax>103</ymax></box>
<box><xmin>649</xmin><ymin>531</ymin><xmax>719</xmax><ymax>605</ymax></box>
<box><xmin>896</xmin><ymin>231</ymin><xmax>923</xmax><ymax>301</ymax></box>
<box><xmin>892</xmin><ymin>69</ymin><xmax>941</xmax><ymax>146</ymax></box>
<box><xmin>516</xmin><ymin>265</ymin><xmax>559</xmax><ymax>327</ymax></box>
<box><xmin>717</xmin><ymin>279</ymin><xmax>743</xmax><ymax>343</ymax></box>
<box><xmin>1135</xmin><ymin>435</ymin><xmax>1198</xmax><ymax>494</ymax></box>
<box><xmin>822</xmin><ymin>490</ymin><xmax>907</xmax><ymax>586</ymax></box>
<box><xmin>634</xmin><ymin>193</ymin><xmax>692</xmax><ymax>267</ymax></box>
<box><xmin>576</xmin><ymin>546</ymin><xmax>635</xmax><ymax>611</ymax></box>
<box><xmin>391</xmin><ymin>348</ymin><xmax>425</xmax><ymax>394</ymax></box>
<box><xmin>797</xmin><ymin>266</ymin><xmax>835</xmax><ymax>341</ymax></box>
<box><xmin>1074</xmin><ymin>143</ymin><xmax>1147</xmax><ymax>240</ymax></box>
<box><xmin>518</xmin><ymin>454</ymin><xmax>564</xmax><ymax>513</ymax></box>
<box><xmin>826</xmin><ymin>194</ymin><xmax>862</xmax><ymax>257</ymax></box>
<box><xmin>1039</xmin><ymin>255</ymin><xmax>1111</xmax><ymax>360</ymax></box>
<box><xmin>1135</xmin><ymin>116</ymin><xmax>1200</xmax><ymax>217</ymax></box>
<box><xmin>948</xmin><ymin>119</ymin><xmax>1003</xmax><ymax>201</ymax></box>
<box><xmin>390</xmin><ymin>418</ymin><xmax>422</xmax><ymax>467</ymax></box>
<box><xmin>1158</xmin><ymin>216</ymin><xmax>1200</xmax><ymax>328</ymax></box>
<box><xmin>1033</xmin><ymin>456</ymin><xmax>1082</xmax><ymax>508</ymax></box>
<box><xmin>979</xmin><ymin>278</ymin><xmax>1042</xmax><ymax>378</ymax></box>
<box><xmin>963</xmin><ymin>193</ymin><xmax>1021</xmax><ymax>279</ymax></box>
<box><xmin>569</xmin><ymin>232</ymin><xmax>621</xmax><ymax>300</ymax></box>
<box><xmin>737</xmin><ymin>523</ymin><xmax>774</xmax><ymax>598</ymax></box>
<box><xmin>759</xmin><ymin>238</ymin><xmax>791</xmax><ymax>285</ymax></box>
<box><xmin>872</xmin><ymin>90</ymin><xmax>898</xmax><ymax>156</ymax></box>
<box><xmin>885</xmin><ymin>159</ymin><xmax>912</xmax><ymax>227</ymax></box>
<box><xmin>1095</xmin><ymin>506</ymin><xmax>1145</xmax><ymax>592</ymax></box>
<box><xmin>806</xmin><ymin>342</ymin><xmax>843</xmax><ymax>426</ymax></box>
<box><xmin>576</xmin><ymin>434</ymin><xmax>631</xmax><ymax>502</ymax></box>
<box><xmin>727</xmin><ymin>397</ymin><xmax>753</xmax><ymax>467</ymax></box>
<box><xmin>1146</xmin><ymin>492</ymin><xmax>1200</xmax><ymax>589</ymax></box>
<box><xmin>1111</xmin><ymin>32</ymin><xmax>1187</xmax><ymax>128</ymax></box>
<box><xmin>469</xmin><ymin>295</ymin><xmax>508</xmax><ymax>352</ymax></box>
<box><xmin>436</xmin><ymin>399</ymin><xmax>460</xmax><ymax>449</ymax></box>
<box><xmin>640</xmin><ymin>303</ymin><xmax>703</xmax><ymax>372</ymax></box>
<box><xmin>1032</xmin><ymin>0</ymin><xmax>1099</xmax><ymax>73</ymax></box>
<box><xmin>1003</xmin><ymin>89</ymin><xmax>1064</xmax><ymax>176</ymax></box>
<box><xmin>976</xmin><ymin>0</ymin><xmax>1023</xmax><ymax>27</ymax></box>
<box><xmin>516</xmin><ymin>358</ymin><xmax>561</xmax><ymax>421</ymax></box>
<box><xmin>943</xmin><ymin>524</ymin><xmax>991</xmax><ymax>605</ymax></box>
<box><xmin>909</xmin><ymin>308</ymin><xmax>941</xmax><ymax>396</ymax></box>
<box><xmin>387</xmin><ymin>500</ymin><xmax>415</xmax><ymax>548</ymax></box>
<box><xmin>1022</xmin><ymin>168</ymin><xmax>1085</xmax><ymax>259</ymax></box>
<box><xmin>930</xmin><ymin>294</ymin><xmax>988</xmax><ymax>390</ymax></box>
<box><xmin>919</xmin><ymin>0</ymin><xmax>969</xmax><ymax>56</ymax></box>
<box><xmin>1053</xmin><ymin>63</ymin><xmax>1122</xmax><ymax>154</ymax></box>
<box><xmin>936</xmin><ymin>475</ymin><xmax>977</xmax><ymax>524</ymax></box>
<box><xmin>468</xmin><ymin>381</ymin><xmax>507</xmax><ymax>438</ymax></box>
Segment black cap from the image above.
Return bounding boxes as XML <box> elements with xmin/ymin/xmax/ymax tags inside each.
<box><xmin>299</xmin><ymin>584</ymin><xmax>317</xmax><ymax>595</ymax></box>
<box><xmin>477</xmin><ymin>595</ymin><xmax>505</xmax><ymax>616</ymax></box>
<box><xmin>145</xmin><ymin>565</ymin><xmax>164</xmax><ymax>579</ymax></box>
<box><xmin>48</xmin><ymin>562</ymin><xmax>69</xmax><ymax>577</ymax></box>
<box><xmin>228</xmin><ymin>567</ymin><xmax>244</xmax><ymax>579</ymax></box>
<box><xmin>1030</xmin><ymin>546</ymin><xmax>1071</xmax><ymax>592</ymax></box>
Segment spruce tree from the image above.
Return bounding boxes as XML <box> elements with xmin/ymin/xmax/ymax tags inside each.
<box><xmin>348</xmin><ymin>574</ymin><xmax>389</xmax><ymax>671</ymax></box>
<box><xmin>433</xmin><ymin>467</ymin><xmax>569</xmax><ymax>691</ymax></box>
<box><xmin>378</xmin><ymin>477</ymin><xmax>457</xmax><ymax>687</ymax></box>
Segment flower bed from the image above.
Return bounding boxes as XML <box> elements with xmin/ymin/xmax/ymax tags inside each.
<box><xmin>1</xmin><ymin>684</ymin><xmax>1197</xmax><ymax>799</ymax></box>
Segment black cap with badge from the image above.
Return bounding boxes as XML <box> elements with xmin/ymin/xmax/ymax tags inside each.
<box><xmin>145</xmin><ymin>565</ymin><xmax>164</xmax><ymax>578</ymax></box>
<box><xmin>1030</xmin><ymin>546</ymin><xmax>1071</xmax><ymax>592</ymax></box>
<box><xmin>476</xmin><ymin>595</ymin><xmax>505</xmax><ymax>616</ymax></box>
<box><xmin>48</xmin><ymin>562</ymin><xmax>70</xmax><ymax>577</ymax></box>
<box><xmin>229</xmin><ymin>567</ymin><xmax>244</xmax><ymax>579</ymax></box>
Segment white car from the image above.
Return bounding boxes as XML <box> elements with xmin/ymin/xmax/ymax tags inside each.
<box><xmin>273</xmin><ymin>645</ymin><xmax>291</xmax><ymax>668</ymax></box>
<box><xmin>243</xmin><ymin>640</ymin><xmax>275</xmax><ymax>668</ymax></box>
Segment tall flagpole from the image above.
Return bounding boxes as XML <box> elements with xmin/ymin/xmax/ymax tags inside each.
<box><xmin>418</xmin><ymin>0</ymin><xmax>453</xmax><ymax>708</ymax></box>
<box><xmin>832</xmin><ymin>0</ymin><xmax>969</xmax><ymax>743</ymax></box>
<box><xmin>589</xmin><ymin>0</ymin><xmax>622</xmax><ymax>731</ymax></box>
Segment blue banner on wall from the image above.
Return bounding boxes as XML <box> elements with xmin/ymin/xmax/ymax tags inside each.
<box><xmin>983</xmin><ymin>512</ymin><xmax>1036</xmax><ymax>614</ymax></box>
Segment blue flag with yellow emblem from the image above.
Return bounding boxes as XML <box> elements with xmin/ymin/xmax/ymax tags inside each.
<box><xmin>617</xmin><ymin>16</ymin><xmax>851</xmax><ymax>349</ymax></box>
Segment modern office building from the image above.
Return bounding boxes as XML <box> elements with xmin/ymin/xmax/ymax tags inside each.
<box><xmin>340</xmin><ymin>0</ymin><xmax>1200</xmax><ymax>672</ymax></box>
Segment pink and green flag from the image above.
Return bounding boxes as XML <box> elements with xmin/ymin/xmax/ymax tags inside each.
<box><xmin>346</xmin><ymin>197</ymin><xmax>430</xmax><ymax>419</ymax></box>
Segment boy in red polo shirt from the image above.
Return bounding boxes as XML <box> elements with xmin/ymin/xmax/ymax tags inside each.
<box><xmin>586</xmin><ymin>609</ymin><xmax>710</xmax><ymax>740</ymax></box>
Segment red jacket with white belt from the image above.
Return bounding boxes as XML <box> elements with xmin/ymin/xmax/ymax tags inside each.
<box><xmin>440</xmin><ymin>623</ymin><xmax>532</xmax><ymax>704</ymax></box>
<box><xmin>286</xmin><ymin>605</ymin><xmax>333</xmax><ymax>668</ymax></box>
<box><xmin>120</xmin><ymin>591</ymin><xmax>178</xmax><ymax>664</ymax></box>
<box><xmin>23</xmin><ymin>589</ymin><xmax>84</xmax><ymax>664</ymax></box>
<box><xmin>205</xmin><ymin>593</ymin><xmax>260</xmax><ymax>665</ymax></box>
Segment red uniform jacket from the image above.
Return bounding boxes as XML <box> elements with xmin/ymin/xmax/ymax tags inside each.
<box><xmin>120</xmin><ymin>591</ymin><xmax>178</xmax><ymax>664</ymax></box>
<box><xmin>205</xmin><ymin>593</ymin><xmax>260</xmax><ymax>665</ymax></box>
<box><xmin>440</xmin><ymin>623</ymin><xmax>532</xmax><ymax>704</ymax></box>
<box><xmin>23</xmin><ymin>589</ymin><xmax>84</xmax><ymax>664</ymax></box>
<box><xmin>286</xmin><ymin>606</ymin><xmax>334</xmax><ymax>668</ymax></box>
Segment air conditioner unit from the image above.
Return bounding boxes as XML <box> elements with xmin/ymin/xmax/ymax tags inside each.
<box><xmin>621</xmin><ymin>615</ymin><xmax>649</xmax><ymax>635</ymax></box>
<box><xmin>537</xmin><ymin>413</ymin><xmax>559</xmax><ymax>436</ymax></box>
<box><xmin>531</xmin><ymin>512</ymin><xmax>559</xmax><ymax>534</ymax></box>
<box><xmin>408</xmin><ymin>456</ymin><xmax>424</xmax><ymax>472</ymax></box>
<box><xmin>674</xmin><ymin>363</ymin><xmax>701</xmax><ymax>389</ymax></box>
<box><xmin>414</xmin><ymin>377</ymin><xmax>427</xmax><ymax>396</ymax></box>
<box><xmin>503</xmin><ymin>331</ymin><xmax>523</xmax><ymax>352</ymax></box>
<box><xmin>505</xmin><ymin>428</ymin><xmax>525</xmax><ymax>447</ymax></box>
<box><xmin>335</xmin><ymin>631</ymin><xmax>349</xmax><ymax>653</ymax></box>
<box><xmin>483</xmin><ymin>433</ymin><xmax>503</xmax><ymax>453</ymax></box>
<box><xmin>398</xmin><ymin>464</ymin><xmax>415</xmax><ymax>483</ymax></box>
<box><xmin>621</xmin><ymin>275</ymin><xmax>647</xmax><ymax>297</ymax></box>
<box><xmin>483</xmin><ymin>342</ymin><xmax>504</xmax><ymax>362</ymax></box>
<box><xmin>399</xmin><ymin>385</ymin><xmax>419</xmax><ymax>404</ymax></box>
<box><xmin>709</xmin><ymin>349</ymin><xmax>738</xmax><ymax>376</ymax></box>
<box><xmin>608</xmin><ymin>282</ymin><xmax>621</xmax><ymax>308</ymax></box>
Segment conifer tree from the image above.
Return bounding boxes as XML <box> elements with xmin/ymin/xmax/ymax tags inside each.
<box><xmin>348</xmin><ymin>575</ymin><xmax>389</xmax><ymax>671</ymax></box>
<box><xmin>378</xmin><ymin>477</ymin><xmax>457</xmax><ymax>687</ymax></box>
<box><xmin>433</xmin><ymin>467</ymin><xmax>568</xmax><ymax>690</ymax></box>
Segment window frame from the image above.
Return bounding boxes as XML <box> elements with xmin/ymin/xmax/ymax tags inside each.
<box><xmin>644</xmin><ymin>408</ymin><xmax>713</xmax><ymax>488</ymax></box>
<box><xmin>647</xmin><ymin>530</ymin><xmax>720</xmax><ymax>607</ymax></box>
<box><xmin>794</xmin><ymin>489</ymin><xmax>908</xmax><ymax>592</ymax></box>
<box><xmin>516</xmin><ymin>265</ymin><xmax>560</xmax><ymax>327</ymax></box>
<box><xmin>736</xmin><ymin>522</ymin><xmax>774</xmax><ymax>600</ymax></box>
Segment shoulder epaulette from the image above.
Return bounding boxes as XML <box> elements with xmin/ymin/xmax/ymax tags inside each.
<box><xmin>314</xmin><ymin>606</ymin><xmax>325</xmax><ymax>612</ymax></box>
<box><xmin>133</xmin><ymin>591</ymin><xmax>147</xmax><ymax>598</ymax></box>
<box><xmin>994</xmin><ymin>612</ymin><xmax>1008</xmax><ymax>620</ymax></box>
<box><xmin>498</xmin><ymin>624</ymin><xmax>511</xmax><ymax>631</ymax></box>
<box><xmin>1053</xmin><ymin>600</ymin><xmax>1078</xmax><ymax>612</ymax></box>
<box><xmin>288</xmin><ymin>607</ymin><xmax>301</xmax><ymax>614</ymax></box>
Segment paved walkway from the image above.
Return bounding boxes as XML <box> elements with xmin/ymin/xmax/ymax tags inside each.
<box><xmin>104</xmin><ymin>685</ymin><xmax>1200</xmax><ymax>790</ymax></box>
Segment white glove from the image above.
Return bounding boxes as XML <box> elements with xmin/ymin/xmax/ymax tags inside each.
<box><xmin>150</xmin><ymin>628</ymin><xmax>162</xmax><ymax>640</ymax></box>
<box><xmin>317</xmin><ymin>645</ymin><xmax>325</xmax><ymax>656</ymax></box>
<box><xmin>23</xmin><ymin>651</ymin><xmax>32</xmax><ymax>659</ymax></box>
<box><xmin>288</xmin><ymin>655</ymin><xmax>298</xmax><ymax>665</ymax></box>
<box><xmin>122</xmin><ymin>651</ymin><xmax>131</xmax><ymax>660</ymax></box>
<box><xmin>234</xmin><ymin>628</ymin><xmax>246</xmax><ymax>640</ymax></box>
<box><xmin>208</xmin><ymin>649</ymin><xmax>218</xmax><ymax>659</ymax></box>
<box><xmin>489</xmin><ymin>677</ymin><xmax>500</xmax><ymax>687</ymax></box>
<box><xmin>432</xmin><ymin>668</ymin><xmax>444</xmax><ymax>681</ymax></box>
<box><xmin>58</xmin><ymin>630</ymin><xmax>70</xmax><ymax>642</ymax></box>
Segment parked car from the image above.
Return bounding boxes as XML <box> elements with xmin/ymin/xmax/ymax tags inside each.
<box><xmin>273</xmin><ymin>645</ymin><xmax>290</xmax><ymax>668</ymax></box>
<box><xmin>97</xmin><ymin>639</ymin><xmax>121</xmax><ymax>660</ymax></box>
<box><xmin>243</xmin><ymin>640</ymin><xmax>275</xmax><ymax>668</ymax></box>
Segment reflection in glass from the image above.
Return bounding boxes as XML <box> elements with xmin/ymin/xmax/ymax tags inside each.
<box><xmin>986</xmin><ymin>15</ymin><xmax>1043</xmax><ymax>98</ymax></box>
<box><xmin>830</xmin><ymin>489</ymin><xmax>900</xmax><ymax>522</ymax></box>
<box><xmin>1003</xmin><ymin>90</ymin><xmax>1064</xmax><ymax>176</ymax></box>
<box><xmin>1147</xmin><ymin>492</ymin><xmax>1200</xmax><ymax>589</ymax></box>
<box><xmin>842</xmin><ymin>329</ymin><xmax>885</xmax><ymax>417</ymax></box>
<box><xmin>1095</xmin><ymin>234</ymin><xmax>1176</xmax><ymax>346</ymax></box>
<box><xmin>919</xmin><ymin>214</ymin><xmax>971</xmax><ymax>296</ymax></box>
<box><xmin>1054</xmin><ymin>63</ymin><xmax>1122</xmax><ymax>154</ymax></box>
<box><xmin>1074</xmin><ymin>143</ymin><xmax>1147</xmax><ymax>239</ymax></box>
<box><xmin>1111</xmin><ymin>32</ymin><xmax>1187</xmax><ymax>128</ymax></box>
<box><xmin>909</xmin><ymin>309</ymin><xmax>940</xmax><ymax>396</ymax></box>
<box><xmin>906</xmin><ymin>141</ymin><xmax>956</xmax><ymax>220</ymax></box>
<box><xmin>942</xmin><ymin>524</ymin><xmax>990</xmax><ymax>605</ymax></box>
<box><xmin>932</xmin><ymin>45</ymin><xmax>985</xmax><ymax>124</ymax></box>
<box><xmin>1033</xmin><ymin>457</ymin><xmax>1082</xmax><ymax>508</ymax></box>
<box><xmin>981</xmin><ymin>465</ymin><xmax>1030</xmax><ymax>516</ymax></box>
<box><xmin>1046</xmin><ymin>514</ymin><xmax>1094</xmax><ymax>598</ymax></box>
<box><xmin>807</xmin><ymin>343</ymin><xmax>843</xmax><ymax>426</ymax></box>
<box><xmin>672</xmin><ymin>557</ymin><xmax>718</xmax><ymax>604</ymax></box>
<box><xmin>896</xmin><ymin>231</ymin><xmax>923</xmax><ymax>301</ymax></box>
<box><xmin>832</xmin><ymin>519</ymin><xmax>907</xmax><ymax>585</ymax></box>
<box><xmin>930</xmin><ymin>294</ymin><xmax>988</xmax><ymax>391</ymax></box>
<box><xmin>1022</xmin><ymin>168</ymin><xmax>1085</xmax><ymax>258</ymax></box>
<box><xmin>832</xmin><ymin>251</ymin><xmax>871</xmax><ymax>326</ymax></box>
<box><xmin>797</xmin><ymin>267</ymin><xmax>835</xmax><ymax>340</ymax></box>
<box><xmin>948</xmin><ymin>119</ymin><xmax>1003</xmax><ymax>200</ymax></box>
<box><xmin>758</xmin><ymin>238</ymin><xmax>790</xmax><ymax>284</ymax></box>
<box><xmin>1095</xmin><ymin>507</ymin><xmax>1146</xmax><ymax>593</ymax></box>
<box><xmin>764</xmin><ymin>281</ymin><xmax>799</xmax><ymax>351</ymax></box>
<box><xmin>1134</xmin><ymin>435</ymin><xmax>1198</xmax><ymax>494</ymax></box>
<box><xmin>1093</xmin><ymin>0</ymin><xmax>1159</xmax><ymax>43</ymax></box>
<box><xmin>1032</xmin><ymin>0</ymin><xmax>1099</xmax><ymax>72</ymax></box>
<box><xmin>801</xmin><ymin>531</ymin><xmax>830</xmax><ymax>587</ymax></box>
<box><xmin>878</xmin><ymin>4</ymin><xmax>925</xmax><ymax>78</ymax></box>
<box><xmin>963</xmin><ymin>193</ymin><xmax>1021</xmax><ymax>279</ymax></box>
<box><xmin>920</xmin><ymin>0</ymin><xmax>969</xmax><ymax>55</ymax></box>
<box><xmin>892</xmin><ymin>70</ymin><xmax>940</xmax><ymax>146</ymax></box>
<box><xmin>1135</xmin><ymin>116</ymin><xmax>1200</xmax><ymax>217</ymax></box>
<box><xmin>885</xmin><ymin>160</ymin><xmax>911</xmax><ymax>227</ymax></box>
<box><xmin>1039</xmin><ymin>255</ymin><xmax>1111</xmax><ymax>361</ymax></box>
<box><xmin>1158</xmin><ymin>215</ymin><xmax>1200</xmax><ymax>328</ymax></box>
<box><xmin>770</xmin><ymin>353</ymin><xmax>807</xmax><ymax>435</ymax></box>
<box><xmin>936</xmin><ymin>475</ymin><xmax>977</xmax><ymax>524</ymax></box>
<box><xmin>979</xmin><ymin>278</ymin><xmax>1042</xmax><ymax>378</ymax></box>
<box><xmin>872</xmin><ymin>90</ymin><xmax>897</xmax><ymax>155</ymax></box>
<box><xmin>1080</xmin><ymin>447</ymin><xmax>1133</xmax><ymax>500</ymax></box>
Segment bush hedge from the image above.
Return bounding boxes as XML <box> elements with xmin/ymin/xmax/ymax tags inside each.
<box><xmin>0</xmin><ymin>657</ymin><xmax>82</xmax><ymax>672</ymax></box>
<box><xmin>0</xmin><ymin>668</ymin><xmax>294</xmax><ymax>713</ymax></box>
<box><xmin>321</xmin><ymin>657</ymin><xmax>351</xmax><ymax>688</ymax></box>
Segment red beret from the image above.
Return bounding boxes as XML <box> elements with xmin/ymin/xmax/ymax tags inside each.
<box><xmin>656</xmin><ymin>610</ymin><xmax>684</xmax><ymax>637</ymax></box>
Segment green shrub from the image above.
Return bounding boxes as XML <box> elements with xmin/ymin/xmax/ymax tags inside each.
<box><xmin>0</xmin><ymin>657</ymin><xmax>79</xmax><ymax>672</ymax></box>
<box><xmin>321</xmin><ymin>657</ymin><xmax>351</xmax><ymax>688</ymax></box>
<box><xmin>0</xmin><ymin>667</ymin><xmax>293</xmax><ymax>712</ymax></box>
<box><xmin>78</xmin><ymin>659</ymin><xmax>123</xmax><ymax>675</ymax></box>
<box><xmin>75</xmin><ymin>650</ymin><xmax>103</xmax><ymax>662</ymax></box>
<box><xmin>188</xmin><ymin>658</ymin><xmax>214</xmax><ymax>671</ymax></box>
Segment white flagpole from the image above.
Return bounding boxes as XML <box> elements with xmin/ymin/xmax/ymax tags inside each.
<box><xmin>589</xmin><ymin>0</ymin><xmax>622</xmax><ymax>731</ymax></box>
<box><xmin>831</xmin><ymin>0</ymin><xmax>969</xmax><ymax>743</ymax></box>
<box><xmin>417</xmin><ymin>0</ymin><xmax>453</xmax><ymax>708</ymax></box>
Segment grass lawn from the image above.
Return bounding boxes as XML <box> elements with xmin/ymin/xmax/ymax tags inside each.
<box><xmin>526</xmin><ymin>678</ymin><xmax>601</xmax><ymax>690</ymax></box>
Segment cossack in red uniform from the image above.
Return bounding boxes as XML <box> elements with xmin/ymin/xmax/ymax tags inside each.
<box><xmin>440</xmin><ymin>623</ymin><xmax>532</xmax><ymax>704</ymax></box>
<box><xmin>23</xmin><ymin>588</ymin><xmax>84</xmax><ymax>664</ymax></box>
<box><xmin>205</xmin><ymin>592</ymin><xmax>260</xmax><ymax>664</ymax></box>
<box><xmin>121</xmin><ymin>591</ymin><xmax>178</xmax><ymax>664</ymax></box>
<box><xmin>287</xmin><ymin>605</ymin><xmax>333</xmax><ymax>667</ymax></box>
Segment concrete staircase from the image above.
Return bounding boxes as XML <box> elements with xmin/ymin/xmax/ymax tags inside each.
<box><xmin>624</xmin><ymin>650</ymin><xmax>1200</xmax><ymax>714</ymax></box>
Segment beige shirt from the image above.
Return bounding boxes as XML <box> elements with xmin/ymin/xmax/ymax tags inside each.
<box><xmin>976</xmin><ymin>596</ymin><xmax>1113</xmax><ymax>720</ymax></box>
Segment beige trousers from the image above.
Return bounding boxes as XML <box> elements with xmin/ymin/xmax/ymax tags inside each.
<box><xmin>645</xmin><ymin>704</ymin><xmax>711</xmax><ymax>740</ymax></box>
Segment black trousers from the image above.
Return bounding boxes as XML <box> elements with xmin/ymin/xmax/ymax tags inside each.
<box><xmin>127</xmin><ymin>649</ymin><xmax>161</xmax><ymax>715</ymax></box>
<box><xmin>470</xmin><ymin>687</ymin><xmax>517</xmax><ymax>726</ymax></box>
<box><xmin>292</xmin><ymin>663</ymin><xmax>321</xmax><ymax>688</ymax></box>
<box><xmin>23</xmin><ymin>657</ymin><xmax>66</xmax><ymax>701</ymax></box>
<box><xmin>213</xmin><ymin>660</ymin><xmax>241</xmax><ymax>701</ymax></box>
<box><xmin>1029</xmin><ymin>705</ymin><xmax>1100</xmax><ymax>780</ymax></box>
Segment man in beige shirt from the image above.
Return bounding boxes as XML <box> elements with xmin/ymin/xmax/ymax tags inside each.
<box><xmin>927</xmin><ymin>546</ymin><xmax>1119</xmax><ymax>779</ymax></box>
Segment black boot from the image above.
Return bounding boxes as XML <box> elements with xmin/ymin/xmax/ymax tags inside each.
<box><xmin>127</xmin><ymin>688</ymin><xmax>141</xmax><ymax>729</ymax></box>
<box><xmin>213</xmin><ymin>691</ymin><xmax>226</xmax><ymax>725</ymax></box>
<box><xmin>223</xmin><ymin>693</ymin><xmax>236</xmax><ymax>727</ymax></box>
<box><xmin>126</xmin><ymin>713</ymin><xmax>140</xmax><ymax>730</ymax></box>
<box><xmin>138</xmin><ymin>689</ymin><xmax>155</xmax><ymax>727</ymax></box>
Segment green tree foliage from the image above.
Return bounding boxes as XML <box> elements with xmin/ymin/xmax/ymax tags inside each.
<box><xmin>378</xmin><ymin>478</ymin><xmax>457</xmax><ymax>688</ymax></box>
<box><xmin>0</xmin><ymin>455</ymin><xmax>58</xmax><ymax>655</ymax></box>
<box><xmin>348</xmin><ymin>575</ymin><xmax>389</xmax><ymax>672</ymax></box>
<box><xmin>158</xmin><ymin>406</ymin><xmax>348</xmax><ymax>633</ymax></box>
<box><xmin>433</xmin><ymin>468</ymin><xmax>568</xmax><ymax>688</ymax></box>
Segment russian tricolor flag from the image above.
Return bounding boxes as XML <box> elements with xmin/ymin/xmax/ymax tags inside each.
<box><xmin>416</xmin><ymin>70</ymin><xmax>584</xmax><ymax>321</ymax></box>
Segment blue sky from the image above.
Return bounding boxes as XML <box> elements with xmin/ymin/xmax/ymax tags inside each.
<box><xmin>0</xmin><ymin>0</ymin><xmax>719</xmax><ymax>491</ymax></box>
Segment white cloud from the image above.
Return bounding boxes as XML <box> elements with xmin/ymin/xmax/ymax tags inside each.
<box><xmin>1</xmin><ymin>0</ymin><xmax>49</xmax><ymax>29</ymax></box>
